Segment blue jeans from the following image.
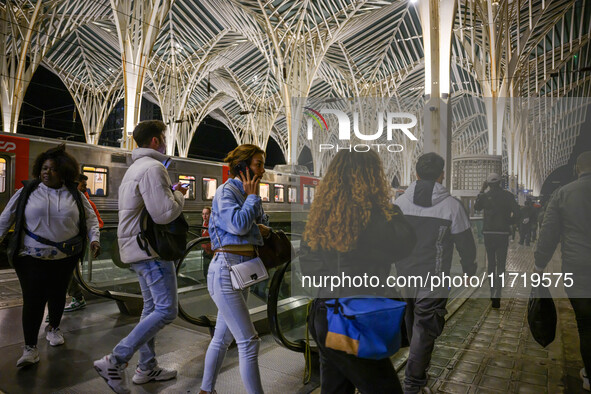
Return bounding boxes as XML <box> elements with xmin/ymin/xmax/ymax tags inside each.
<box><xmin>201</xmin><ymin>253</ymin><xmax>263</xmax><ymax>394</ymax></box>
<box><xmin>112</xmin><ymin>259</ymin><xmax>178</xmax><ymax>370</ymax></box>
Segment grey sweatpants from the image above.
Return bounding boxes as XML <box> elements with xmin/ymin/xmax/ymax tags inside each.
<box><xmin>402</xmin><ymin>287</ymin><xmax>449</xmax><ymax>394</ymax></box>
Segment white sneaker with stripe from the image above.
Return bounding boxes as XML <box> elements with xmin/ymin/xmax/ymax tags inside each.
<box><xmin>93</xmin><ymin>355</ymin><xmax>129</xmax><ymax>394</ymax></box>
<box><xmin>132</xmin><ymin>365</ymin><xmax>177</xmax><ymax>384</ymax></box>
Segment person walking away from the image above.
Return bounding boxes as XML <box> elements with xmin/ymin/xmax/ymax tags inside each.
<box><xmin>199</xmin><ymin>144</ymin><xmax>270</xmax><ymax>394</ymax></box>
<box><xmin>63</xmin><ymin>174</ymin><xmax>104</xmax><ymax>313</ymax></box>
<box><xmin>530</xmin><ymin>203</ymin><xmax>539</xmax><ymax>242</ymax></box>
<box><xmin>518</xmin><ymin>199</ymin><xmax>535</xmax><ymax>246</ymax></box>
<box><xmin>93</xmin><ymin>120</ymin><xmax>187</xmax><ymax>394</ymax></box>
<box><xmin>534</xmin><ymin>151</ymin><xmax>591</xmax><ymax>391</ymax></box>
<box><xmin>300</xmin><ymin>149</ymin><xmax>415</xmax><ymax>393</ymax></box>
<box><xmin>0</xmin><ymin>145</ymin><xmax>100</xmax><ymax>367</ymax></box>
<box><xmin>474</xmin><ymin>173</ymin><xmax>519</xmax><ymax>309</ymax></box>
<box><xmin>201</xmin><ymin>206</ymin><xmax>213</xmax><ymax>283</ymax></box>
<box><xmin>394</xmin><ymin>153</ymin><xmax>477</xmax><ymax>394</ymax></box>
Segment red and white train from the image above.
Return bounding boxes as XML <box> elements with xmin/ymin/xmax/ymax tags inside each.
<box><xmin>0</xmin><ymin>133</ymin><xmax>319</xmax><ymax>226</ymax></box>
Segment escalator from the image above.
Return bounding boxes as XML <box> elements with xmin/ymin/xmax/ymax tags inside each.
<box><xmin>74</xmin><ymin>226</ymin><xmax>301</xmax><ymax>335</ymax></box>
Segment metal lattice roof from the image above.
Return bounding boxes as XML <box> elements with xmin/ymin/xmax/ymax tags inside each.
<box><xmin>1</xmin><ymin>0</ymin><xmax>590</xmax><ymax>191</ymax></box>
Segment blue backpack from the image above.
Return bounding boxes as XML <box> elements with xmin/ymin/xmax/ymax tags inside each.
<box><xmin>324</xmin><ymin>297</ymin><xmax>406</xmax><ymax>360</ymax></box>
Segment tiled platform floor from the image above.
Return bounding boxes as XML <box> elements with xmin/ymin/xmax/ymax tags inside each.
<box><xmin>0</xmin><ymin>241</ymin><xmax>587</xmax><ymax>393</ymax></box>
<box><xmin>417</xmin><ymin>242</ymin><xmax>588</xmax><ymax>394</ymax></box>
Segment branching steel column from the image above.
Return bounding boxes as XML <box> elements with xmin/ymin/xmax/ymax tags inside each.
<box><xmin>111</xmin><ymin>0</ymin><xmax>171</xmax><ymax>149</ymax></box>
<box><xmin>1</xmin><ymin>0</ymin><xmax>109</xmax><ymax>135</ymax></box>
<box><xmin>419</xmin><ymin>0</ymin><xmax>455</xmax><ymax>189</ymax></box>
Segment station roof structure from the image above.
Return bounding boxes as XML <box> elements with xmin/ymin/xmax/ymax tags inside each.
<box><xmin>1</xmin><ymin>0</ymin><xmax>590</xmax><ymax>193</ymax></box>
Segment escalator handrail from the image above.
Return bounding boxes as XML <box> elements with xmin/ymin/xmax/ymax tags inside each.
<box><xmin>73</xmin><ymin>227</ymin><xmax>208</xmax><ymax>308</ymax></box>
<box><xmin>73</xmin><ymin>226</ymin><xmax>123</xmax><ymax>300</ymax></box>
<box><xmin>176</xmin><ymin>236</ymin><xmax>216</xmax><ymax>328</ymax></box>
<box><xmin>267</xmin><ymin>234</ymin><xmax>309</xmax><ymax>353</ymax></box>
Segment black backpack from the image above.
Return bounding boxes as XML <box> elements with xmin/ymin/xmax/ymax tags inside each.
<box><xmin>136</xmin><ymin>208</ymin><xmax>189</xmax><ymax>261</ymax></box>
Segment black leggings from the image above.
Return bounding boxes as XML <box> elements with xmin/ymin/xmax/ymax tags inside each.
<box><xmin>14</xmin><ymin>255</ymin><xmax>78</xmax><ymax>346</ymax></box>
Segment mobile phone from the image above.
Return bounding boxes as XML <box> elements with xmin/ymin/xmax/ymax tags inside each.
<box><xmin>180</xmin><ymin>183</ymin><xmax>190</xmax><ymax>188</ymax></box>
<box><xmin>235</xmin><ymin>161</ymin><xmax>255</xmax><ymax>178</ymax></box>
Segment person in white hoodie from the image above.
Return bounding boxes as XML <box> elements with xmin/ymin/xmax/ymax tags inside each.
<box><xmin>0</xmin><ymin>144</ymin><xmax>100</xmax><ymax>367</ymax></box>
<box><xmin>93</xmin><ymin>120</ymin><xmax>187</xmax><ymax>394</ymax></box>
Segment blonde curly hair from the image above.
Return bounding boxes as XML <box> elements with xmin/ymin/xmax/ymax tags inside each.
<box><xmin>303</xmin><ymin>150</ymin><xmax>393</xmax><ymax>252</ymax></box>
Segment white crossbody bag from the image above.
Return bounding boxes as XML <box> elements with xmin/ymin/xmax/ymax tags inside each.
<box><xmin>212</xmin><ymin>185</ymin><xmax>269</xmax><ymax>290</ymax></box>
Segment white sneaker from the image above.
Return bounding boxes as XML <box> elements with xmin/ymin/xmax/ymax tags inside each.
<box><xmin>16</xmin><ymin>346</ymin><xmax>39</xmax><ymax>367</ymax></box>
<box><xmin>581</xmin><ymin>368</ymin><xmax>590</xmax><ymax>391</ymax></box>
<box><xmin>132</xmin><ymin>365</ymin><xmax>177</xmax><ymax>384</ymax></box>
<box><xmin>46</xmin><ymin>327</ymin><xmax>64</xmax><ymax>346</ymax></box>
<box><xmin>94</xmin><ymin>355</ymin><xmax>130</xmax><ymax>394</ymax></box>
<box><xmin>45</xmin><ymin>327</ymin><xmax>64</xmax><ymax>346</ymax></box>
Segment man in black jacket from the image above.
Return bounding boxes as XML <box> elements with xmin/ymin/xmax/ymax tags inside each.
<box><xmin>535</xmin><ymin>151</ymin><xmax>591</xmax><ymax>391</ymax></box>
<box><xmin>395</xmin><ymin>153</ymin><xmax>477</xmax><ymax>394</ymax></box>
<box><xmin>474</xmin><ymin>173</ymin><xmax>520</xmax><ymax>308</ymax></box>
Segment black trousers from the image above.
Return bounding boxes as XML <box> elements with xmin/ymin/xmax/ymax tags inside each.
<box><xmin>308</xmin><ymin>300</ymin><xmax>403</xmax><ymax>394</ymax></box>
<box><xmin>403</xmin><ymin>289</ymin><xmax>448</xmax><ymax>394</ymax></box>
<box><xmin>569</xmin><ymin>298</ymin><xmax>591</xmax><ymax>376</ymax></box>
<box><xmin>483</xmin><ymin>234</ymin><xmax>509</xmax><ymax>299</ymax></box>
<box><xmin>14</xmin><ymin>255</ymin><xmax>78</xmax><ymax>346</ymax></box>
<box><xmin>519</xmin><ymin>224</ymin><xmax>531</xmax><ymax>245</ymax></box>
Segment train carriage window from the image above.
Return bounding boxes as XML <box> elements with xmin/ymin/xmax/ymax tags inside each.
<box><xmin>274</xmin><ymin>184</ymin><xmax>285</xmax><ymax>203</ymax></box>
<box><xmin>0</xmin><ymin>158</ymin><xmax>6</xmax><ymax>193</ymax></box>
<box><xmin>179</xmin><ymin>175</ymin><xmax>196</xmax><ymax>200</ymax></box>
<box><xmin>259</xmin><ymin>183</ymin><xmax>270</xmax><ymax>202</ymax></box>
<box><xmin>202</xmin><ymin>177</ymin><xmax>217</xmax><ymax>200</ymax></box>
<box><xmin>304</xmin><ymin>185</ymin><xmax>315</xmax><ymax>204</ymax></box>
<box><xmin>288</xmin><ymin>187</ymin><xmax>298</xmax><ymax>203</ymax></box>
<box><xmin>82</xmin><ymin>166</ymin><xmax>108</xmax><ymax>196</ymax></box>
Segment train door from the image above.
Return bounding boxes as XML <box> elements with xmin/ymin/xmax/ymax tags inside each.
<box><xmin>0</xmin><ymin>155</ymin><xmax>12</xmax><ymax>208</ymax></box>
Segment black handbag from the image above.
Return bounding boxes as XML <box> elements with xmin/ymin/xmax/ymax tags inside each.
<box><xmin>137</xmin><ymin>208</ymin><xmax>189</xmax><ymax>261</ymax></box>
<box><xmin>256</xmin><ymin>229</ymin><xmax>294</xmax><ymax>269</ymax></box>
<box><xmin>527</xmin><ymin>286</ymin><xmax>557</xmax><ymax>347</ymax></box>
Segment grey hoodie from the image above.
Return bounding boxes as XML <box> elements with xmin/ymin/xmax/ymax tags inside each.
<box><xmin>394</xmin><ymin>180</ymin><xmax>476</xmax><ymax>278</ymax></box>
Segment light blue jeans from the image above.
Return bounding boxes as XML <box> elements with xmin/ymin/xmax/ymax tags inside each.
<box><xmin>201</xmin><ymin>253</ymin><xmax>263</xmax><ymax>394</ymax></box>
<box><xmin>112</xmin><ymin>259</ymin><xmax>178</xmax><ymax>370</ymax></box>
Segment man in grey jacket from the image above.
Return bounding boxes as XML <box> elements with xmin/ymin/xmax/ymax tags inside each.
<box><xmin>94</xmin><ymin>120</ymin><xmax>187</xmax><ymax>394</ymax></box>
<box><xmin>535</xmin><ymin>151</ymin><xmax>591</xmax><ymax>392</ymax></box>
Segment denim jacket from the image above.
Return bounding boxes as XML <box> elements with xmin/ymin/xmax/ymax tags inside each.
<box><xmin>209</xmin><ymin>178</ymin><xmax>269</xmax><ymax>250</ymax></box>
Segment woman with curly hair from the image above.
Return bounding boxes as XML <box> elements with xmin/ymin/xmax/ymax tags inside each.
<box><xmin>300</xmin><ymin>149</ymin><xmax>415</xmax><ymax>393</ymax></box>
<box><xmin>0</xmin><ymin>144</ymin><xmax>100</xmax><ymax>367</ymax></box>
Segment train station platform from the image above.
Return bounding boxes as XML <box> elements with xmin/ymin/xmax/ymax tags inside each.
<box><xmin>0</xmin><ymin>242</ymin><xmax>587</xmax><ymax>393</ymax></box>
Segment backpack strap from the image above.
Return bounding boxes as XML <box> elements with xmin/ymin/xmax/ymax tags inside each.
<box><xmin>136</xmin><ymin>208</ymin><xmax>153</xmax><ymax>257</ymax></box>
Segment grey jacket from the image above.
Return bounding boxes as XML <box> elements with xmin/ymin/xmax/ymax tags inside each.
<box><xmin>117</xmin><ymin>148</ymin><xmax>185</xmax><ymax>263</ymax></box>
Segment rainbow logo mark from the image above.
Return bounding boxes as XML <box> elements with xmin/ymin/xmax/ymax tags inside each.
<box><xmin>304</xmin><ymin>107</ymin><xmax>328</xmax><ymax>132</ymax></box>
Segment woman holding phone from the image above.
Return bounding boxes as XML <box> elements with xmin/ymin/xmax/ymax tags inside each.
<box><xmin>199</xmin><ymin>144</ymin><xmax>270</xmax><ymax>394</ymax></box>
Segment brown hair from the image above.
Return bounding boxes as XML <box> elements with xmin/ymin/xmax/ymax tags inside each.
<box><xmin>303</xmin><ymin>150</ymin><xmax>392</xmax><ymax>252</ymax></box>
<box><xmin>32</xmin><ymin>144</ymin><xmax>79</xmax><ymax>183</ymax></box>
<box><xmin>224</xmin><ymin>144</ymin><xmax>266</xmax><ymax>177</ymax></box>
<box><xmin>133</xmin><ymin>120</ymin><xmax>166</xmax><ymax>147</ymax></box>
